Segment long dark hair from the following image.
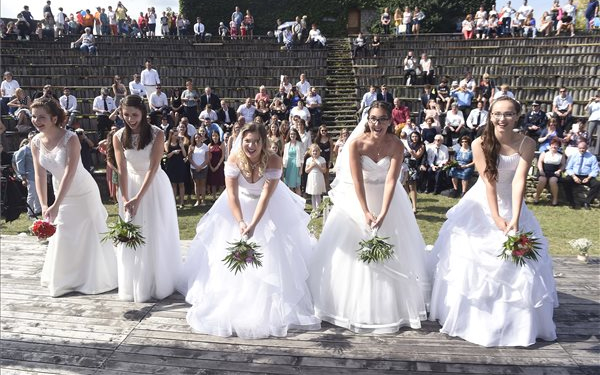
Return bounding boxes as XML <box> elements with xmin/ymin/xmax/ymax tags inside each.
<box><xmin>364</xmin><ymin>101</ymin><xmax>394</xmax><ymax>134</ymax></box>
<box><xmin>121</xmin><ymin>95</ymin><xmax>153</xmax><ymax>150</ymax></box>
<box><xmin>481</xmin><ymin>97</ymin><xmax>522</xmax><ymax>181</ymax></box>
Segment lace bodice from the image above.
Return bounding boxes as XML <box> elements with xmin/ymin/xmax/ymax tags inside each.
<box><xmin>33</xmin><ymin>131</ymin><xmax>89</xmax><ymax>188</ymax></box>
<box><xmin>115</xmin><ymin>126</ymin><xmax>161</xmax><ymax>175</ymax></box>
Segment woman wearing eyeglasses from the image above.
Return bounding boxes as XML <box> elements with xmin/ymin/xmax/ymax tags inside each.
<box><xmin>429</xmin><ymin>97</ymin><xmax>557</xmax><ymax>347</ymax></box>
<box><xmin>309</xmin><ymin>101</ymin><xmax>430</xmax><ymax>334</ymax></box>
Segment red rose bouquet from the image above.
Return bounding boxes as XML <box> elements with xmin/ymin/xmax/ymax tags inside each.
<box><xmin>30</xmin><ymin>220</ymin><xmax>56</xmax><ymax>240</ymax></box>
<box><xmin>498</xmin><ymin>230</ymin><xmax>541</xmax><ymax>266</ymax></box>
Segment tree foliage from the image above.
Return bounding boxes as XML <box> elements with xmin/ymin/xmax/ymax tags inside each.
<box><xmin>180</xmin><ymin>0</ymin><xmax>493</xmax><ymax>36</ymax></box>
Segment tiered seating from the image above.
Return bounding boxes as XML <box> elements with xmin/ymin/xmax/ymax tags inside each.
<box><xmin>1</xmin><ymin>36</ymin><xmax>328</xmax><ymax>151</ymax></box>
<box><xmin>352</xmin><ymin>34</ymin><xmax>600</xmax><ymax>117</ymax></box>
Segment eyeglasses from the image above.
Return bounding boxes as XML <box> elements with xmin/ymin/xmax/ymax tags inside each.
<box><xmin>492</xmin><ymin>112</ymin><xmax>516</xmax><ymax>119</ymax></box>
<box><xmin>368</xmin><ymin>116</ymin><xmax>390</xmax><ymax>124</ymax></box>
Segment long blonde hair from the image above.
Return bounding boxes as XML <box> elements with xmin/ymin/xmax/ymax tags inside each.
<box><xmin>236</xmin><ymin>123</ymin><xmax>271</xmax><ymax>178</ymax></box>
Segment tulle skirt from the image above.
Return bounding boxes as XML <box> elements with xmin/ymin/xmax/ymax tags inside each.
<box><xmin>179</xmin><ymin>183</ymin><xmax>320</xmax><ymax>339</ymax></box>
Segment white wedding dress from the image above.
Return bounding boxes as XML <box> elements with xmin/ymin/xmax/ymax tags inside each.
<box><xmin>34</xmin><ymin>131</ymin><xmax>117</xmax><ymax>297</ymax></box>
<box><xmin>309</xmin><ymin>154</ymin><xmax>431</xmax><ymax>333</ymax></box>
<box><xmin>115</xmin><ymin>126</ymin><xmax>181</xmax><ymax>302</ymax></box>
<box><xmin>429</xmin><ymin>153</ymin><xmax>558</xmax><ymax>347</ymax></box>
<box><xmin>179</xmin><ymin>164</ymin><xmax>320</xmax><ymax>339</ymax></box>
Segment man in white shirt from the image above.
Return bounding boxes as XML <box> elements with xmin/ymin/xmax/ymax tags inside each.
<box><xmin>193</xmin><ymin>17</ymin><xmax>205</xmax><ymax>42</ymax></box>
<box><xmin>59</xmin><ymin>87</ymin><xmax>79</xmax><ymax>128</ymax></box>
<box><xmin>54</xmin><ymin>7</ymin><xmax>67</xmax><ymax>37</ymax></box>
<box><xmin>128</xmin><ymin>74</ymin><xmax>146</xmax><ymax>98</ymax></box>
<box><xmin>237</xmin><ymin>98</ymin><xmax>256</xmax><ymax>123</ymax></box>
<box><xmin>140</xmin><ymin>59</ymin><xmax>160</xmax><ymax>98</ymax></box>
<box><xmin>92</xmin><ymin>87</ymin><xmax>116</xmax><ymax>139</ymax></box>
<box><xmin>492</xmin><ymin>84</ymin><xmax>515</xmax><ymax>101</ymax></box>
<box><xmin>1</xmin><ymin>71</ymin><xmax>20</xmax><ymax>116</ymax></box>
<box><xmin>107</xmin><ymin>6</ymin><xmax>117</xmax><ymax>35</ymax></box>
<box><xmin>516</xmin><ymin>0</ymin><xmax>534</xmax><ymax>23</ymax></box>
<box><xmin>553</xmin><ymin>86</ymin><xmax>574</xmax><ymax>131</ymax></box>
<box><xmin>180</xmin><ymin>117</ymin><xmax>197</xmax><ymax>138</ymax></box>
<box><xmin>296</xmin><ymin>73</ymin><xmax>311</xmax><ymax>98</ymax></box>
<box><xmin>425</xmin><ymin>135</ymin><xmax>450</xmax><ymax>194</ymax></box>
<box><xmin>305</xmin><ymin>86</ymin><xmax>322</xmax><ymax>129</ymax></box>
<box><xmin>149</xmin><ymin>85</ymin><xmax>170</xmax><ymax>123</ymax></box>
<box><xmin>466</xmin><ymin>100</ymin><xmax>488</xmax><ymax>138</ymax></box>
<box><xmin>358</xmin><ymin>85</ymin><xmax>378</xmax><ymax>118</ymax></box>
<box><xmin>289</xmin><ymin>101</ymin><xmax>311</xmax><ymax>124</ymax></box>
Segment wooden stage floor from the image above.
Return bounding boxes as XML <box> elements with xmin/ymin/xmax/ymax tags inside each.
<box><xmin>1</xmin><ymin>235</ymin><xmax>598</xmax><ymax>374</ymax></box>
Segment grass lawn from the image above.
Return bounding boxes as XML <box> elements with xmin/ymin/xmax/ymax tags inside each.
<box><xmin>2</xmin><ymin>194</ymin><xmax>598</xmax><ymax>256</ymax></box>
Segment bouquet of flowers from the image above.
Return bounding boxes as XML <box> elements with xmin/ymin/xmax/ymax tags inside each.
<box><xmin>498</xmin><ymin>230</ymin><xmax>541</xmax><ymax>266</ymax></box>
<box><xmin>102</xmin><ymin>216</ymin><xmax>145</xmax><ymax>250</ymax></box>
<box><xmin>223</xmin><ymin>236</ymin><xmax>263</xmax><ymax>274</ymax></box>
<box><xmin>442</xmin><ymin>159</ymin><xmax>459</xmax><ymax>171</ymax></box>
<box><xmin>568</xmin><ymin>238</ymin><xmax>593</xmax><ymax>257</ymax></box>
<box><xmin>357</xmin><ymin>228</ymin><xmax>395</xmax><ymax>264</ymax></box>
<box><xmin>30</xmin><ymin>220</ymin><xmax>56</xmax><ymax>240</ymax></box>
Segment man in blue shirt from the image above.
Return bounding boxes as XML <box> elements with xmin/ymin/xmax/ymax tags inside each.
<box><xmin>14</xmin><ymin>132</ymin><xmax>41</xmax><ymax>218</ymax></box>
<box><xmin>564</xmin><ymin>141</ymin><xmax>600</xmax><ymax>209</ymax></box>
<box><xmin>451</xmin><ymin>83</ymin><xmax>475</xmax><ymax>118</ymax></box>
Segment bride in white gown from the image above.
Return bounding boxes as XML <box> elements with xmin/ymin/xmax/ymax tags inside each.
<box><xmin>309</xmin><ymin>101</ymin><xmax>431</xmax><ymax>333</ymax></box>
<box><xmin>429</xmin><ymin>97</ymin><xmax>557</xmax><ymax>347</ymax></box>
<box><xmin>179</xmin><ymin>123</ymin><xmax>320</xmax><ymax>339</ymax></box>
<box><xmin>30</xmin><ymin>98</ymin><xmax>117</xmax><ymax>297</ymax></box>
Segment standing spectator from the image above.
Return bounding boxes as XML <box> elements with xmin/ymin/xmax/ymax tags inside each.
<box><xmin>43</xmin><ymin>1</ymin><xmax>53</xmax><ymax>19</ymax></box>
<box><xmin>585</xmin><ymin>91</ymin><xmax>600</xmax><ymax>155</ymax></box>
<box><xmin>207</xmin><ymin>131</ymin><xmax>225</xmax><ymax>200</ymax></box>
<box><xmin>94</xmin><ymin>7</ymin><xmax>102</xmax><ymax>36</ymax></box>
<box><xmin>194</xmin><ymin>17</ymin><xmax>205</xmax><ymax>42</ymax></box>
<box><xmin>424</xmin><ymin>135</ymin><xmax>450</xmax><ymax>194</ymax></box>
<box><xmin>54</xmin><ymin>7</ymin><xmax>67</xmax><ymax>38</ymax></box>
<box><xmin>237</xmin><ymin>98</ymin><xmax>257</xmax><ymax>124</ymax></box>
<box><xmin>199</xmin><ymin>86</ymin><xmax>221</xmax><ymax>111</ymax></box>
<box><xmin>182</xmin><ymin>80</ymin><xmax>200</xmax><ymax>126</ymax></box>
<box><xmin>229</xmin><ymin>19</ymin><xmax>238</xmax><ymax>39</ymax></box>
<box><xmin>140</xmin><ymin>60</ymin><xmax>160</xmax><ymax>99</ymax></box>
<box><xmin>500</xmin><ymin>1</ymin><xmax>516</xmax><ymax>36</ymax></box>
<box><xmin>585</xmin><ymin>0</ymin><xmax>599</xmax><ymax>30</ymax></box>
<box><xmin>74</xmin><ymin>28</ymin><xmax>97</xmax><ymax>56</ymax></box>
<box><xmin>231</xmin><ymin>6</ymin><xmax>243</xmax><ymax>29</ymax></box>
<box><xmin>59</xmin><ymin>87</ymin><xmax>79</xmax><ymax>129</ymax></box>
<box><xmin>111</xmin><ymin>75</ymin><xmax>128</xmax><ymax>107</ymax></box>
<box><xmin>516</xmin><ymin>0</ymin><xmax>534</xmax><ymax>25</ymax></box>
<box><xmin>137</xmin><ymin>12</ymin><xmax>148</xmax><ymax>37</ymax></box>
<box><xmin>381</xmin><ymin>7</ymin><xmax>391</xmax><ymax>34</ymax></box>
<box><xmin>419</xmin><ymin>53</ymin><xmax>434</xmax><ymax>85</ymax></box>
<box><xmin>305</xmin><ymin>87</ymin><xmax>322</xmax><ymax>129</ymax></box>
<box><xmin>92</xmin><ymin>87</ymin><xmax>116</xmax><ymax>140</ymax></box>
<box><xmin>160</xmin><ymin>11</ymin><xmax>169</xmax><ymax>36</ymax></box>
<box><xmin>402</xmin><ymin>6</ymin><xmax>413</xmax><ymax>35</ymax></box>
<box><xmin>305</xmin><ymin>144</ymin><xmax>327</xmax><ymax>211</ymax></box>
<box><xmin>564</xmin><ymin>141</ymin><xmax>600</xmax><ymax>209</ymax></box>
<box><xmin>449</xmin><ymin>136</ymin><xmax>475</xmax><ymax>197</ymax></box>
<box><xmin>14</xmin><ymin>132</ymin><xmax>41</xmax><ymax>218</ymax></box>
<box><xmin>283</xmin><ymin>128</ymin><xmax>304</xmax><ymax>195</ymax></box>
<box><xmin>244</xmin><ymin>10</ymin><xmax>255</xmax><ymax>38</ymax></box>
<box><xmin>115</xmin><ymin>1</ymin><xmax>128</xmax><ymax>35</ymax></box>
<box><xmin>147</xmin><ymin>7</ymin><xmax>157</xmax><ymax>37</ymax></box>
<box><xmin>107</xmin><ymin>6</ymin><xmax>117</xmax><ymax>35</ymax></box>
<box><xmin>552</xmin><ymin>86</ymin><xmax>573</xmax><ymax>131</ymax></box>
<box><xmin>99</xmin><ymin>8</ymin><xmax>109</xmax><ymax>36</ymax></box>
<box><xmin>218</xmin><ymin>22</ymin><xmax>228</xmax><ymax>40</ymax></box>
<box><xmin>523</xmin><ymin>101</ymin><xmax>547</xmax><ymax>138</ymax></box>
<box><xmin>1</xmin><ymin>72</ymin><xmax>19</xmax><ymax>116</ymax></box>
<box><xmin>394</xmin><ymin>8</ymin><xmax>403</xmax><ymax>34</ymax></box>
<box><xmin>164</xmin><ymin>129</ymin><xmax>188</xmax><ymax>208</ymax></box>
<box><xmin>75</xmin><ymin>128</ymin><xmax>95</xmax><ymax>174</ymax></box>
<box><xmin>188</xmin><ymin>131</ymin><xmax>209</xmax><ymax>206</ymax></box>
<box><xmin>128</xmin><ymin>74</ymin><xmax>146</xmax><ymax>98</ymax></box>
<box><xmin>443</xmin><ymin>103</ymin><xmax>468</xmax><ymax>146</ymax></box>
<box><xmin>412</xmin><ymin>7</ymin><xmax>425</xmax><ymax>35</ymax></box>
<box><xmin>22</xmin><ymin>5</ymin><xmax>36</xmax><ymax>32</ymax></box>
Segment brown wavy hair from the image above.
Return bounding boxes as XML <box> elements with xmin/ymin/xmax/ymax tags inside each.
<box><xmin>120</xmin><ymin>95</ymin><xmax>153</xmax><ymax>150</ymax></box>
<box><xmin>236</xmin><ymin>122</ymin><xmax>271</xmax><ymax>178</ymax></box>
<box><xmin>481</xmin><ymin>97</ymin><xmax>522</xmax><ymax>181</ymax></box>
<box><xmin>31</xmin><ymin>97</ymin><xmax>65</xmax><ymax>126</ymax></box>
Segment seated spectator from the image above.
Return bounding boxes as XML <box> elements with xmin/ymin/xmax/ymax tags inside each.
<box><xmin>269</xmin><ymin>97</ymin><xmax>288</xmax><ymax>121</ymax></box>
<box><xmin>305</xmin><ymin>87</ymin><xmax>322</xmax><ymax>129</ymax></box>
<box><xmin>149</xmin><ymin>85</ymin><xmax>170</xmax><ymax>124</ymax></box>
<box><xmin>7</xmin><ymin>88</ymin><xmax>32</xmax><ymax>130</ymax></box>
<box><xmin>112</xmin><ymin>75</ymin><xmax>128</xmax><ymax>107</ymax></box>
<box><xmin>74</xmin><ymin>27</ymin><xmax>97</xmax><ymax>56</ymax></box>
<box><xmin>539</xmin><ymin>11</ymin><xmax>553</xmax><ymax>36</ymax></box>
<box><xmin>424</xmin><ymin>135</ymin><xmax>450</xmax><ymax>194</ymax></box>
<box><xmin>179</xmin><ymin>117</ymin><xmax>197</xmax><ymax>138</ymax></box>
<box><xmin>358</xmin><ymin>86</ymin><xmax>378</xmax><ymax>116</ymax></box>
<box><xmin>305</xmin><ymin>23</ymin><xmax>325</xmax><ymax>48</ymax></box>
<box><xmin>477</xmin><ymin>73</ymin><xmax>496</xmax><ymax>109</ymax></box>
<box><xmin>492</xmin><ymin>84</ymin><xmax>515</xmax><ymax>101</ymax></box>
<box><xmin>534</xmin><ymin>138</ymin><xmax>565</xmax><ymax>206</ymax></box>
<box><xmin>552</xmin><ymin>86</ymin><xmax>574</xmax><ymax>131</ymax></box>
<box><xmin>193</xmin><ymin>17</ymin><xmax>205</xmax><ymax>42</ymax></box>
<box><xmin>392</xmin><ymin>98</ymin><xmax>411</xmax><ymax>130</ymax></box>
<box><xmin>288</xmin><ymin>87</ymin><xmax>302</xmax><ymax>108</ymax></box>
<box><xmin>202</xmin><ymin>118</ymin><xmax>224</xmax><ymax>142</ymax></box>
<box><xmin>59</xmin><ymin>87</ymin><xmax>79</xmax><ymax>129</ymax></box>
<box><xmin>510</xmin><ymin>15</ymin><xmax>523</xmax><ymax>36</ymax></box>
<box><xmin>563</xmin><ymin>120</ymin><xmax>589</xmax><ymax>158</ymax></box>
<box><xmin>462</xmin><ymin>14</ymin><xmax>475</xmax><ymax>39</ymax></box>
<box><xmin>466</xmin><ymin>100</ymin><xmax>489</xmax><ymax>138</ymax></box>
<box><xmin>475</xmin><ymin>12</ymin><xmax>489</xmax><ymax>39</ymax></box>
<box><xmin>75</xmin><ymin>128</ymin><xmax>95</xmax><ymax>174</ymax></box>
<box><xmin>399</xmin><ymin>117</ymin><xmax>420</xmax><ymax>139</ymax></box>
<box><xmin>200</xmin><ymin>86</ymin><xmax>221</xmax><ymax>111</ymax></box>
<box><xmin>421</xmin><ymin>116</ymin><xmax>439</xmax><ymax>144</ymax></box>
<box><xmin>216</xmin><ymin>100</ymin><xmax>237</xmax><ymax>132</ymax></box>
<box><xmin>254</xmin><ymin>100</ymin><xmax>270</xmax><ymax>123</ymax></box>
<box><xmin>218</xmin><ymin>22</ymin><xmax>228</xmax><ymax>40</ymax></box>
<box><xmin>522</xmin><ymin>14</ymin><xmax>536</xmax><ymax>38</ymax></box>
<box><xmin>419</xmin><ymin>54</ymin><xmax>434</xmax><ymax>85</ymax></box>
<box><xmin>15</xmin><ymin>13</ymin><xmax>31</xmax><ymax>41</ymax></box>
<box><xmin>128</xmin><ymin>74</ymin><xmax>146</xmax><ymax>98</ymax></box>
<box><xmin>254</xmin><ymin>85</ymin><xmax>270</xmax><ymax>104</ymax></box>
<box><xmin>377</xmin><ymin>84</ymin><xmax>394</xmax><ymax>105</ymax></box>
<box><xmin>237</xmin><ymin>98</ymin><xmax>256</xmax><ymax>124</ymax></box>
<box><xmin>199</xmin><ymin>104</ymin><xmax>218</xmax><ymax>124</ymax></box>
<box><xmin>371</xmin><ymin>34</ymin><xmax>381</xmax><ymax>57</ymax></box>
<box><xmin>170</xmin><ymin>87</ymin><xmax>184</xmax><ymax>125</ymax></box>
<box><xmin>556</xmin><ymin>0</ymin><xmax>576</xmax><ymax>36</ymax></box>
<box><xmin>449</xmin><ymin>136</ymin><xmax>475</xmax><ymax>197</ymax></box>
<box><xmin>538</xmin><ymin>117</ymin><xmax>563</xmax><ymax>152</ymax></box>
<box><xmin>451</xmin><ymin>82</ymin><xmax>475</xmax><ymax>118</ymax></box>
<box><xmin>523</xmin><ymin>101</ymin><xmax>547</xmax><ymax>138</ymax></box>
<box><xmin>487</xmin><ymin>14</ymin><xmax>499</xmax><ymax>38</ymax></box>
<box><xmin>403</xmin><ymin>50</ymin><xmax>417</xmax><ymax>86</ymax></box>
<box><xmin>564</xmin><ymin>141</ymin><xmax>600</xmax><ymax>209</ymax></box>
<box><xmin>289</xmin><ymin>100</ymin><xmax>311</xmax><ymax>124</ymax></box>
<box><xmin>352</xmin><ymin>32</ymin><xmax>366</xmax><ymax>59</ymax></box>
<box><xmin>1</xmin><ymin>71</ymin><xmax>20</xmax><ymax>116</ymax></box>
<box><xmin>443</xmin><ymin>103</ymin><xmax>468</xmax><ymax>146</ymax></box>
<box><xmin>436</xmin><ymin>78</ymin><xmax>452</xmax><ymax>112</ymax></box>
<box><xmin>92</xmin><ymin>87</ymin><xmax>116</xmax><ymax>140</ymax></box>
